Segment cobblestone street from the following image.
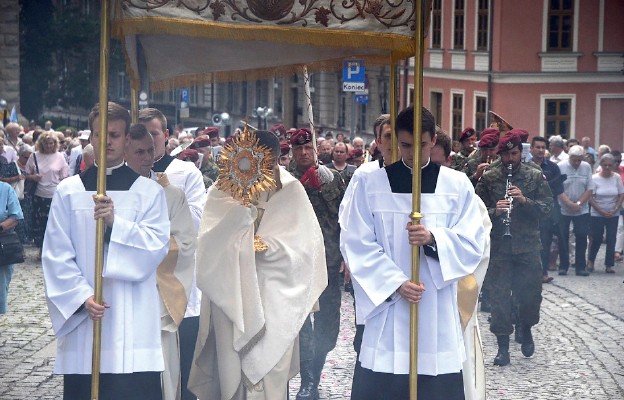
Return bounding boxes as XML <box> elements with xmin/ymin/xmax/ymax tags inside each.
<box><xmin>1</xmin><ymin>245</ymin><xmax>624</xmax><ymax>399</ymax></box>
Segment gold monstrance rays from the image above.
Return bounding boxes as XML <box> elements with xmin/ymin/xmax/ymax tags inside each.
<box><xmin>215</xmin><ymin>128</ymin><xmax>277</xmax><ymax>208</ymax></box>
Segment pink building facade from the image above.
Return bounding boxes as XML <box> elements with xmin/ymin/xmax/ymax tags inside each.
<box><xmin>402</xmin><ymin>0</ymin><xmax>624</xmax><ymax>150</ymax></box>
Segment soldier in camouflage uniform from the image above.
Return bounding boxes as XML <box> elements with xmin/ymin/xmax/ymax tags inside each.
<box><xmin>190</xmin><ymin>135</ymin><xmax>220</xmax><ymax>188</ymax></box>
<box><xmin>449</xmin><ymin>127</ymin><xmax>477</xmax><ymax>171</ymax></box>
<box><xmin>475</xmin><ymin>130</ymin><xmax>553</xmax><ymax>367</ymax></box>
<box><xmin>288</xmin><ymin>128</ymin><xmax>345</xmax><ymax>400</ymax></box>
<box><xmin>462</xmin><ymin>128</ymin><xmax>500</xmax><ymax>186</ymax></box>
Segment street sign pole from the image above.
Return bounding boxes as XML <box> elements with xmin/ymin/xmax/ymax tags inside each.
<box><xmin>342</xmin><ymin>60</ymin><xmax>366</xmax><ymax>141</ymax></box>
<box><xmin>350</xmin><ymin>93</ymin><xmax>357</xmax><ymax>141</ymax></box>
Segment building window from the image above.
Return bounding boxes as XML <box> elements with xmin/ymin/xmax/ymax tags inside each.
<box><xmin>547</xmin><ymin>0</ymin><xmax>573</xmax><ymax>51</ymax></box>
<box><xmin>273</xmin><ymin>79</ymin><xmax>283</xmax><ymax>115</ymax></box>
<box><xmin>360</xmin><ymin>103</ymin><xmax>367</xmax><ymax>133</ymax></box>
<box><xmin>338</xmin><ymin>93</ymin><xmax>346</xmax><ymax>128</ymax></box>
<box><xmin>431</xmin><ymin>0</ymin><xmax>442</xmax><ymax>49</ymax></box>
<box><xmin>475</xmin><ymin>96</ymin><xmax>487</xmax><ymax>133</ymax></box>
<box><xmin>452</xmin><ymin>93</ymin><xmax>463</xmax><ymax>140</ymax></box>
<box><xmin>430</xmin><ymin>92</ymin><xmax>443</xmax><ymax>127</ymax></box>
<box><xmin>476</xmin><ymin>0</ymin><xmax>489</xmax><ymax>51</ymax></box>
<box><xmin>190</xmin><ymin>84</ymin><xmax>199</xmax><ymax>105</ymax></box>
<box><xmin>453</xmin><ymin>0</ymin><xmax>465</xmax><ymax>49</ymax></box>
<box><xmin>117</xmin><ymin>72</ymin><xmax>127</xmax><ymax>100</ymax></box>
<box><xmin>545</xmin><ymin>99</ymin><xmax>571</xmax><ymax>138</ymax></box>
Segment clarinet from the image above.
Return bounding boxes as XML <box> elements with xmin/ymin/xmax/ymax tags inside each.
<box><xmin>502</xmin><ymin>163</ymin><xmax>513</xmax><ymax>239</ymax></box>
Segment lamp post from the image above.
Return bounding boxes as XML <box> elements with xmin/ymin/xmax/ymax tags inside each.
<box><xmin>253</xmin><ymin>106</ymin><xmax>273</xmax><ymax>130</ymax></box>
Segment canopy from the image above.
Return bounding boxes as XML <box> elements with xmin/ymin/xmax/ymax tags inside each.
<box><xmin>112</xmin><ymin>0</ymin><xmax>422</xmax><ymax>90</ymax></box>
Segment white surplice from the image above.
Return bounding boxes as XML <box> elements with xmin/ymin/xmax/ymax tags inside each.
<box><xmin>460</xmin><ymin>198</ymin><xmax>491</xmax><ymax>400</ymax></box>
<box><xmin>163</xmin><ymin>157</ymin><xmax>206</xmax><ymax>318</ymax></box>
<box><xmin>340</xmin><ymin>164</ymin><xmax>485</xmax><ymax>376</ymax></box>
<box><xmin>156</xmin><ymin>174</ymin><xmax>197</xmax><ymax>400</ymax></box>
<box><xmin>42</xmin><ymin>173</ymin><xmax>170</xmax><ymax>374</ymax></box>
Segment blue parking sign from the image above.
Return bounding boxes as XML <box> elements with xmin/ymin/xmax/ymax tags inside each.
<box><xmin>343</xmin><ymin>60</ymin><xmax>365</xmax><ymax>83</ymax></box>
<box><xmin>180</xmin><ymin>88</ymin><xmax>189</xmax><ymax>103</ymax></box>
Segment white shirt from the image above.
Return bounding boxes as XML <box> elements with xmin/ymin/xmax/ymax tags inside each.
<box><xmin>68</xmin><ymin>146</ymin><xmax>83</xmax><ymax>176</ymax></box>
<box><xmin>550</xmin><ymin>150</ymin><xmax>569</xmax><ymax>164</ymax></box>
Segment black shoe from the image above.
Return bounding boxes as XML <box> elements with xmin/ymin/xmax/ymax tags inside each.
<box><xmin>494</xmin><ymin>335</ymin><xmax>510</xmax><ymax>366</ymax></box>
<box><xmin>296</xmin><ymin>383</ymin><xmax>319</xmax><ymax>400</ymax></box>
<box><xmin>558</xmin><ymin>269</ymin><xmax>568</xmax><ymax>276</ymax></box>
<box><xmin>576</xmin><ymin>270</ymin><xmax>590</xmax><ymax>276</ymax></box>
<box><xmin>494</xmin><ymin>350</ymin><xmax>510</xmax><ymax>366</ymax></box>
<box><xmin>520</xmin><ymin>326</ymin><xmax>535</xmax><ymax>358</ymax></box>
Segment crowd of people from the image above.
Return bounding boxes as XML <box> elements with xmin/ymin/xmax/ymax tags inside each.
<box><xmin>0</xmin><ymin>103</ymin><xmax>623</xmax><ymax>399</ymax></box>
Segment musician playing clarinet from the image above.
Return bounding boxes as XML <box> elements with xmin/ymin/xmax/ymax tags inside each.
<box><xmin>475</xmin><ymin>130</ymin><xmax>553</xmax><ymax>367</ymax></box>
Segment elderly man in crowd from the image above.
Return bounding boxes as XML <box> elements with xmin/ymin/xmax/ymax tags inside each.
<box><xmin>557</xmin><ymin>145</ymin><xmax>594</xmax><ymax>276</ymax></box>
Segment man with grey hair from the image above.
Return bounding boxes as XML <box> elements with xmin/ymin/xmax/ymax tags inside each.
<box><xmin>581</xmin><ymin>136</ymin><xmax>596</xmax><ymax>157</ymax></box>
<box><xmin>557</xmin><ymin>145</ymin><xmax>594</xmax><ymax>276</ymax></box>
<box><xmin>352</xmin><ymin>136</ymin><xmax>365</xmax><ymax>151</ymax></box>
<box><xmin>549</xmin><ymin>135</ymin><xmax>569</xmax><ymax>164</ymax></box>
<box><xmin>3</xmin><ymin>122</ymin><xmax>22</xmax><ymax>153</ymax></box>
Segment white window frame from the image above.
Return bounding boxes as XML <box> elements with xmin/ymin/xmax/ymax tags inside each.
<box><xmin>430</xmin><ymin>0</ymin><xmax>444</xmax><ymax>49</ymax></box>
<box><xmin>473</xmin><ymin>91</ymin><xmax>488</xmax><ymax>130</ymax></box>
<box><xmin>453</xmin><ymin>0</ymin><xmax>466</xmax><ymax>50</ymax></box>
<box><xmin>473</xmin><ymin>0</ymin><xmax>489</xmax><ymax>51</ymax></box>
<box><xmin>541</xmin><ymin>0</ymin><xmax>579</xmax><ymax>52</ymax></box>
<box><xmin>450</xmin><ymin>89</ymin><xmax>466</xmax><ymax>137</ymax></box>
<box><xmin>594</xmin><ymin>93</ymin><xmax>624</xmax><ymax>148</ymax></box>
<box><xmin>539</xmin><ymin>94</ymin><xmax>576</xmax><ymax>138</ymax></box>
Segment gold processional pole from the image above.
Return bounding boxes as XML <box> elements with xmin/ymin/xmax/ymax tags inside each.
<box><xmin>389</xmin><ymin>54</ymin><xmax>399</xmax><ymax>164</ymax></box>
<box><xmin>130</xmin><ymin>87</ymin><xmax>138</xmax><ymax>124</ymax></box>
<box><xmin>91</xmin><ymin>0</ymin><xmax>110</xmax><ymax>399</ymax></box>
<box><xmin>409</xmin><ymin>1</ymin><xmax>427</xmax><ymax>399</ymax></box>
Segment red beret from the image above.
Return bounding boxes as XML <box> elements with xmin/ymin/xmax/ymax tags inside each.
<box><xmin>498</xmin><ymin>132</ymin><xmax>522</xmax><ymax>154</ymax></box>
<box><xmin>290</xmin><ymin>128</ymin><xmax>313</xmax><ymax>146</ymax></box>
<box><xmin>177</xmin><ymin>148</ymin><xmax>199</xmax><ymax>162</ymax></box>
<box><xmin>478</xmin><ymin>132</ymin><xmax>499</xmax><ymax>148</ymax></box>
<box><xmin>270</xmin><ymin>124</ymin><xmax>287</xmax><ymax>137</ymax></box>
<box><xmin>280</xmin><ymin>142</ymin><xmax>291</xmax><ymax>156</ymax></box>
<box><xmin>459</xmin><ymin>127</ymin><xmax>476</xmax><ymax>142</ymax></box>
<box><xmin>348</xmin><ymin>149</ymin><xmax>364</xmax><ymax>160</ymax></box>
<box><xmin>480</xmin><ymin>127</ymin><xmax>500</xmax><ymax>138</ymax></box>
<box><xmin>198</xmin><ymin>127</ymin><xmax>219</xmax><ymax>138</ymax></box>
<box><xmin>509</xmin><ymin>128</ymin><xmax>529</xmax><ymax>143</ymax></box>
<box><xmin>190</xmin><ymin>136</ymin><xmax>211</xmax><ymax>149</ymax></box>
<box><xmin>287</xmin><ymin>128</ymin><xmax>297</xmax><ymax>135</ymax></box>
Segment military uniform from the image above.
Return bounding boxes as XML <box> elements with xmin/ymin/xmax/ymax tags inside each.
<box><xmin>449</xmin><ymin>151</ymin><xmax>471</xmax><ymax>171</ymax></box>
<box><xmin>462</xmin><ymin>155</ymin><xmax>498</xmax><ymax>186</ymax></box>
<box><xmin>475</xmin><ymin>130</ymin><xmax>553</xmax><ymax>365</ymax></box>
<box><xmin>450</xmin><ymin>127</ymin><xmax>477</xmax><ymax>171</ymax></box>
<box><xmin>289</xmin><ymin>127</ymin><xmax>346</xmax><ymax>400</ymax></box>
<box><xmin>199</xmin><ymin>157</ymin><xmax>219</xmax><ymax>189</ymax></box>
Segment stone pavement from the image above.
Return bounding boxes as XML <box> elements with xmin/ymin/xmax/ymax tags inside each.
<box><xmin>2</xmin><ymin>245</ymin><xmax>624</xmax><ymax>399</ymax></box>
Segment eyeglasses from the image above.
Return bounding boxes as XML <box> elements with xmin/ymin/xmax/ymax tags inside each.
<box><xmin>601</xmin><ymin>164</ymin><xmax>613</xmax><ymax>168</ymax></box>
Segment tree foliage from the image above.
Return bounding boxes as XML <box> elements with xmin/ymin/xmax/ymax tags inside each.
<box><xmin>20</xmin><ymin>1</ymin><xmax>125</xmax><ymax>120</ymax></box>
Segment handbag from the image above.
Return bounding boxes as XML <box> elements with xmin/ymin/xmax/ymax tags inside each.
<box><xmin>24</xmin><ymin>154</ymin><xmax>39</xmax><ymax>198</ymax></box>
<box><xmin>0</xmin><ymin>230</ymin><xmax>25</xmax><ymax>266</ymax></box>
<box><xmin>1</xmin><ymin>161</ymin><xmax>24</xmax><ymax>200</ymax></box>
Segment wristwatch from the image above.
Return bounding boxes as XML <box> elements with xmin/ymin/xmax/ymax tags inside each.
<box><xmin>576</xmin><ymin>201</ymin><xmax>582</xmax><ymax>206</ymax></box>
